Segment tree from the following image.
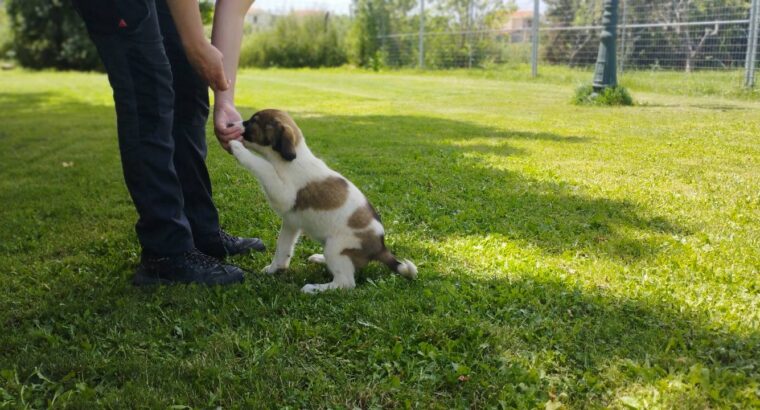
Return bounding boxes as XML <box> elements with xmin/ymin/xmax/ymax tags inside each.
<box><xmin>430</xmin><ymin>0</ymin><xmax>513</xmax><ymax>67</ymax></box>
<box><xmin>239</xmin><ymin>12</ymin><xmax>349</xmax><ymax>68</ymax></box>
<box><xmin>349</xmin><ymin>0</ymin><xmax>419</xmax><ymax>67</ymax></box>
<box><xmin>628</xmin><ymin>0</ymin><xmax>750</xmax><ymax>71</ymax></box>
<box><xmin>544</xmin><ymin>0</ymin><xmax>751</xmax><ymax>70</ymax></box>
<box><xmin>544</xmin><ymin>0</ymin><xmax>602</xmax><ymax>65</ymax></box>
<box><xmin>348</xmin><ymin>0</ymin><xmax>515</xmax><ymax>68</ymax></box>
<box><xmin>6</xmin><ymin>0</ymin><xmax>100</xmax><ymax>70</ymax></box>
<box><xmin>6</xmin><ymin>0</ymin><xmax>216</xmax><ymax>71</ymax></box>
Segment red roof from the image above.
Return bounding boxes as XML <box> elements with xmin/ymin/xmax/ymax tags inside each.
<box><xmin>511</xmin><ymin>10</ymin><xmax>534</xmax><ymax>19</ymax></box>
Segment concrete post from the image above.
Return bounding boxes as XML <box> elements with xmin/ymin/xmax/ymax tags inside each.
<box><xmin>745</xmin><ymin>0</ymin><xmax>759</xmax><ymax>88</ymax></box>
<box><xmin>418</xmin><ymin>0</ymin><xmax>425</xmax><ymax>69</ymax></box>
<box><xmin>531</xmin><ymin>0</ymin><xmax>540</xmax><ymax>77</ymax></box>
<box><xmin>619</xmin><ymin>0</ymin><xmax>627</xmax><ymax>73</ymax></box>
<box><xmin>467</xmin><ymin>0</ymin><xmax>474</xmax><ymax>68</ymax></box>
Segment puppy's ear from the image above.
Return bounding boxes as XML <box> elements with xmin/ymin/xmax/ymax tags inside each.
<box><xmin>273</xmin><ymin>123</ymin><xmax>297</xmax><ymax>161</ymax></box>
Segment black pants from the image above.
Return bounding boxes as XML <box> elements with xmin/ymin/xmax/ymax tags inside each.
<box><xmin>74</xmin><ymin>0</ymin><xmax>222</xmax><ymax>256</ymax></box>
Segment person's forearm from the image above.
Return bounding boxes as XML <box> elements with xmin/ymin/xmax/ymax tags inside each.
<box><xmin>211</xmin><ymin>0</ymin><xmax>254</xmax><ymax>105</ymax></box>
<box><xmin>165</xmin><ymin>0</ymin><xmax>208</xmax><ymax>55</ymax></box>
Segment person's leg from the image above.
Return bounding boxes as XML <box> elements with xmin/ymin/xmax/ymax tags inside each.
<box><xmin>72</xmin><ymin>0</ymin><xmax>246</xmax><ymax>286</ymax></box>
<box><xmin>153</xmin><ymin>0</ymin><xmax>265</xmax><ymax>258</ymax></box>
<box><xmin>76</xmin><ymin>0</ymin><xmax>193</xmax><ymax>256</ymax></box>
<box><xmin>154</xmin><ymin>0</ymin><xmax>224</xmax><ymax>255</ymax></box>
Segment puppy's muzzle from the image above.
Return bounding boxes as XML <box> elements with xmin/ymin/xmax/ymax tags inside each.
<box><xmin>241</xmin><ymin>120</ymin><xmax>253</xmax><ymax>142</ymax></box>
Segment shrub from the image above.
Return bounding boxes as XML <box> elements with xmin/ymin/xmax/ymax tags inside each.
<box><xmin>0</xmin><ymin>6</ymin><xmax>11</xmax><ymax>58</ymax></box>
<box><xmin>239</xmin><ymin>13</ymin><xmax>348</xmax><ymax>68</ymax></box>
<box><xmin>6</xmin><ymin>0</ymin><xmax>100</xmax><ymax>70</ymax></box>
<box><xmin>573</xmin><ymin>84</ymin><xmax>634</xmax><ymax>106</ymax></box>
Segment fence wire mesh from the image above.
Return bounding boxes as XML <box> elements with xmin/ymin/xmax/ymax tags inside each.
<box><xmin>372</xmin><ymin>0</ymin><xmax>760</xmax><ymax>87</ymax></box>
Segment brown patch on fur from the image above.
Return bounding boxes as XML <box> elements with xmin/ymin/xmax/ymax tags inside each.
<box><xmin>293</xmin><ymin>176</ymin><xmax>349</xmax><ymax>211</ymax></box>
<box><xmin>341</xmin><ymin>230</ymin><xmax>385</xmax><ymax>269</ymax></box>
<box><xmin>347</xmin><ymin>204</ymin><xmax>377</xmax><ymax>229</ymax></box>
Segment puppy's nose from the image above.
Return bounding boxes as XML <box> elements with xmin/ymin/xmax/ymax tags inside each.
<box><xmin>242</xmin><ymin>120</ymin><xmax>253</xmax><ymax>142</ymax></box>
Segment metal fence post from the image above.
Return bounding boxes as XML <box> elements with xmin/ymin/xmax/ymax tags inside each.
<box><xmin>418</xmin><ymin>0</ymin><xmax>425</xmax><ymax>69</ymax></box>
<box><xmin>745</xmin><ymin>0</ymin><xmax>759</xmax><ymax>88</ymax></box>
<box><xmin>467</xmin><ymin>0</ymin><xmax>474</xmax><ymax>69</ymax></box>
<box><xmin>619</xmin><ymin>0</ymin><xmax>627</xmax><ymax>73</ymax></box>
<box><xmin>531</xmin><ymin>0</ymin><xmax>540</xmax><ymax>77</ymax></box>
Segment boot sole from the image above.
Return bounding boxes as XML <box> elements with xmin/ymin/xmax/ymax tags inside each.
<box><xmin>132</xmin><ymin>272</ymin><xmax>244</xmax><ymax>286</ymax></box>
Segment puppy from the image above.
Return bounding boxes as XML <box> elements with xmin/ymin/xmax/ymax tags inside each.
<box><xmin>228</xmin><ymin>109</ymin><xmax>417</xmax><ymax>293</ymax></box>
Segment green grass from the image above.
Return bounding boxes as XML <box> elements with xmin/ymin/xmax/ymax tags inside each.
<box><xmin>415</xmin><ymin>64</ymin><xmax>760</xmax><ymax>101</ymax></box>
<box><xmin>1</xmin><ymin>67</ymin><xmax>759</xmax><ymax>408</ymax></box>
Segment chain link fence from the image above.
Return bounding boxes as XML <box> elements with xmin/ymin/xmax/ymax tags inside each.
<box><xmin>373</xmin><ymin>0</ymin><xmax>760</xmax><ymax>89</ymax></box>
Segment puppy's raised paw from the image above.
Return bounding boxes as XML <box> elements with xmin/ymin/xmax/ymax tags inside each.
<box><xmin>229</xmin><ymin>139</ymin><xmax>244</xmax><ymax>152</ymax></box>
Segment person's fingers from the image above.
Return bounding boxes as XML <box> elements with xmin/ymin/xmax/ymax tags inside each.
<box><xmin>219</xmin><ymin>130</ymin><xmax>243</xmax><ymax>141</ymax></box>
<box><xmin>215</xmin><ymin>127</ymin><xmax>242</xmax><ymax>139</ymax></box>
<box><xmin>216</xmin><ymin>124</ymin><xmax>243</xmax><ymax>137</ymax></box>
<box><xmin>211</xmin><ymin>67</ymin><xmax>229</xmax><ymax>92</ymax></box>
<box><xmin>222</xmin><ymin>141</ymin><xmax>232</xmax><ymax>154</ymax></box>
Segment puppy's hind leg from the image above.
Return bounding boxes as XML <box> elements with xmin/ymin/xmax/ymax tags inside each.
<box><xmin>376</xmin><ymin>249</ymin><xmax>418</xmax><ymax>280</ymax></box>
<box><xmin>307</xmin><ymin>254</ymin><xmax>326</xmax><ymax>264</ymax></box>
<box><xmin>301</xmin><ymin>244</ymin><xmax>355</xmax><ymax>294</ymax></box>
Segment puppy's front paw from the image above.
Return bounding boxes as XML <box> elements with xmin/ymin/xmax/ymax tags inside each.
<box><xmin>229</xmin><ymin>140</ymin><xmax>244</xmax><ymax>152</ymax></box>
<box><xmin>263</xmin><ymin>264</ymin><xmax>284</xmax><ymax>275</ymax></box>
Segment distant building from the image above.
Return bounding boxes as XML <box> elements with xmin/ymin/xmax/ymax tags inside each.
<box><xmin>501</xmin><ymin>10</ymin><xmax>535</xmax><ymax>43</ymax></box>
<box><xmin>245</xmin><ymin>8</ymin><xmax>277</xmax><ymax>32</ymax></box>
<box><xmin>290</xmin><ymin>9</ymin><xmax>329</xmax><ymax>19</ymax></box>
<box><xmin>244</xmin><ymin>7</ymin><xmax>330</xmax><ymax>32</ymax></box>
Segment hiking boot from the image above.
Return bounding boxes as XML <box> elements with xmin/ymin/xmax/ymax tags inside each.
<box><xmin>197</xmin><ymin>230</ymin><xmax>266</xmax><ymax>259</ymax></box>
<box><xmin>133</xmin><ymin>248</ymin><xmax>245</xmax><ymax>286</ymax></box>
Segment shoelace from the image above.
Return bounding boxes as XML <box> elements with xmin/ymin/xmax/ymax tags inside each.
<box><xmin>219</xmin><ymin>230</ymin><xmax>237</xmax><ymax>245</ymax></box>
<box><xmin>185</xmin><ymin>249</ymin><xmax>220</xmax><ymax>270</ymax></box>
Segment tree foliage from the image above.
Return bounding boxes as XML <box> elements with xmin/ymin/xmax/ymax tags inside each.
<box><xmin>349</xmin><ymin>0</ymin><xmax>419</xmax><ymax>66</ymax></box>
<box><xmin>6</xmin><ymin>0</ymin><xmax>215</xmax><ymax>70</ymax></box>
<box><xmin>544</xmin><ymin>0</ymin><xmax>752</xmax><ymax>70</ymax></box>
<box><xmin>6</xmin><ymin>0</ymin><xmax>100</xmax><ymax>70</ymax></box>
<box><xmin>350</xmin><ymin>0</ymin><xmax>515</xmax><ymax>68</ymax></box>
<box><xmin>239</xmin><ymin>13</ymin><xmax>348</xmax><ymax>68</ymax></box>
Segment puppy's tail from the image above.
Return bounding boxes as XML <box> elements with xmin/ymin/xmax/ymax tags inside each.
<box><xmin>377</xmin><ymin>250</ymin><xmax>417</xmax><ymax>280</ymax></box>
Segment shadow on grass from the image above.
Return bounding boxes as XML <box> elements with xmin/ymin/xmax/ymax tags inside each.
<box><xmin>289</xmin><ymin>112</ymin><xmax>686</xmax><ymax>262</ymax></box>
<box><xmin>1</xmin><ymin>92</ymin><xmax>756</xmax><ymax>408</ymax></box>
<box><xmin>637</xmin><ymin>102</ymin><xmax>752</xmax><ymax>111</ymax></box>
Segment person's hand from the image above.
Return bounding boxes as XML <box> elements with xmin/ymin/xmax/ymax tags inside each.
<box><xmin>214</xmin><ymin>102</ymin><xmax>244</xmax><ymax>153</ymax></box>
<box><xmin>186</xmin><ymin>42</ymin><xmax>230</xmax><ymax>92</ymax></box>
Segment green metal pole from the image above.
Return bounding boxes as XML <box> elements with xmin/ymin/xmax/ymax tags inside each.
<box><xmin>593</xmin><ymin>0</ymin><xmax>619</xmax><ymax>91</ymax></box>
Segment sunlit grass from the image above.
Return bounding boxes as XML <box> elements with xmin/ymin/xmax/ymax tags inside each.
<box><xmin>1</xmin><ymin>67</ymin><xmax>758</xmax><ymax>408</ymax></box>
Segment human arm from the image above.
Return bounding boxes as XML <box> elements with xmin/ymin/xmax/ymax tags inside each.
<box><xmin>210</xmin><ymin>0</ymin><xmax>255</xmax><ymax>152</ymax></box>
<box><xmin>165</xmin><ymin>0</ymin><xmax>230</xmax><ymax>91</ymax></box>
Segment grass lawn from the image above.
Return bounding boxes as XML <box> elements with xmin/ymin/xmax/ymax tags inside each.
<box><xmin>1</xmin><ymin>67</ymin><xmax>759</xmax><ymax>408</ymax></box>
<box><xmin>423</xmin><ymin>65</ymin><xmax>760</xmax><ymax>101</ymax></box>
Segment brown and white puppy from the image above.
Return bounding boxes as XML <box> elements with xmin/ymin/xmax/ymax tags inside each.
<box><xmin>228</xmin><ymin>109</ymin><xmax>417</xmax><ymax>293</ymax></box>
